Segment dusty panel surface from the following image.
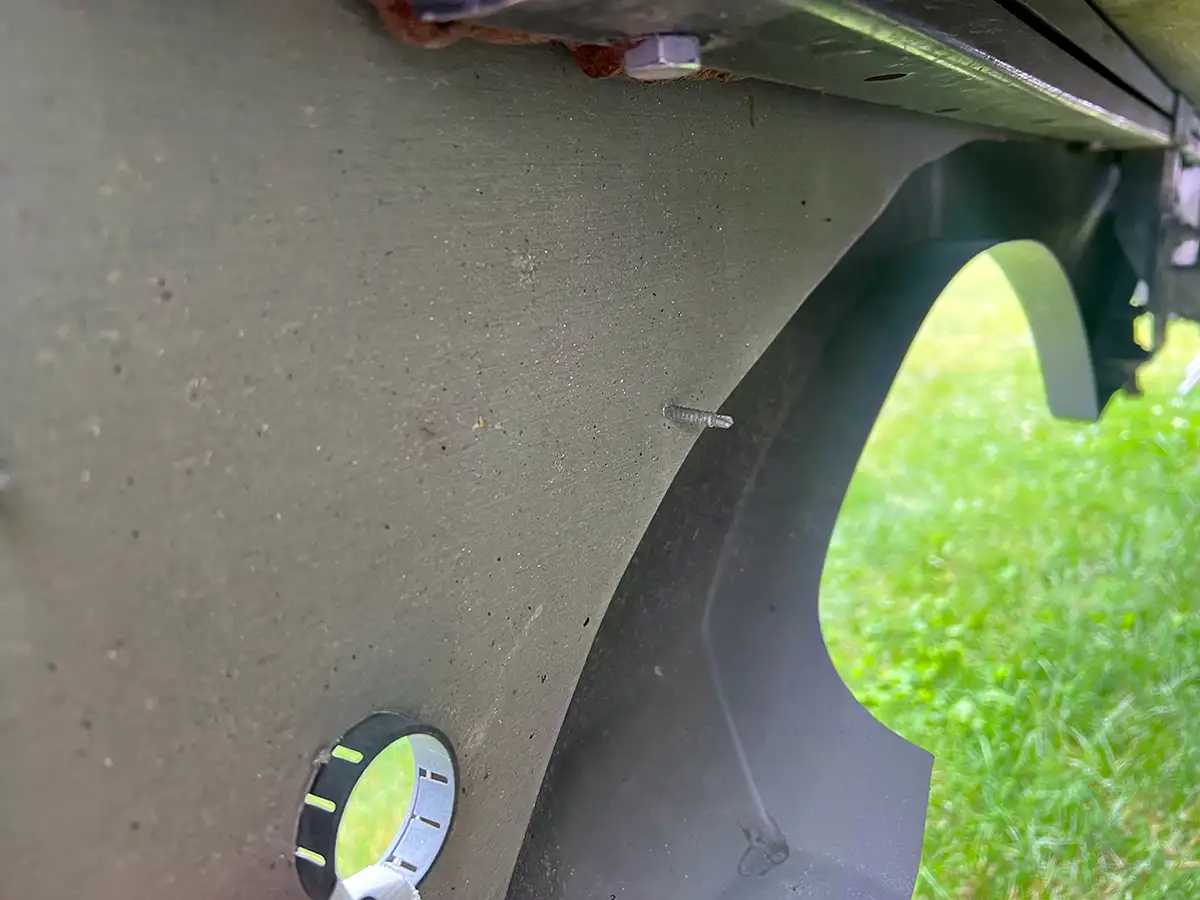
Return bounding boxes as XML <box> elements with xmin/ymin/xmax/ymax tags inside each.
<box><xmin>0</xmin><ymin>1</ymin><xmax>975</xmax><ymax>897</ymax></box>
<box><xmin>1096</xmin><ymin>0</ymin><xmax>1200</xmax><ymax>105</ymax></box>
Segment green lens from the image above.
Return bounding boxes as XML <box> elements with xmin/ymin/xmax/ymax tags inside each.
<box><xmin>334</xmin><ymin>735</ymin><xmax>418</xmax><ymax>878</ymax></box>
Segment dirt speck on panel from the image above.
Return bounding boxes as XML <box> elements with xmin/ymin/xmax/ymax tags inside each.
<box><xmin>185</xmin><ymin>376</ymin><xmax>213</xmax><ymax>407</ymax></box>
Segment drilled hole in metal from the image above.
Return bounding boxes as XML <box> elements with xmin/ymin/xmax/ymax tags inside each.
<box><xmin>331</xmin><ymin>745</ymin><xmax>364</xmax><ymax>763</ymax></box>
<box><xmin>295</xmin><ymin>847</ymin><xmax>327</xmax><ymax>867</ymax></box>
<box><xmin>304</xmin><ymin>794</ymin><xmax>336</xmax><ymax>812</ymax></box>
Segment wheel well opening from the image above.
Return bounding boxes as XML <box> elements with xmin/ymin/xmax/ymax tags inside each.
<box><xmin>818</xmin><ymin>247</ymin><xmax>1200</xmax><ymax>896</ymax></box>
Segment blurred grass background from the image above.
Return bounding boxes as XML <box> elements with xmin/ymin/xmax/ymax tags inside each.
<box><xmin>820</xmin><ymin>254</ymin><xmax>1200</xmax><ymax>898</ymax></box>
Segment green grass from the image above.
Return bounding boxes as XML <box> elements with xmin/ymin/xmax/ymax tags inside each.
<box><xmin>820</xmin><ymin>254</ymin><xmax>1200</xmax><ymax>899</ymax></box>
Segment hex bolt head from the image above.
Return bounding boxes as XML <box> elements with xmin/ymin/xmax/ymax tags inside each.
<box><xmin>623</xmin><ymin>34</ymin><xmax>702</xmax><ymax>82</ymax></box>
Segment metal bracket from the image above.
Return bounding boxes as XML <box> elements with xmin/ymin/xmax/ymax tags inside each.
<box><xmin>406</xmin><ymin>0</ymin><xmax>1172</xmax><ymax>149</ymax></box>
<box><xmin>1176</xmin><ymin>96</ymin><xmax>1200</xmax><ymax>164</ymax></box>
<box><xmin>1141</xmin><ymin>96</ymin><xmax>1200</xmax><ymax>331</ymax></box>
<box><xmin>410</xmin><ymin>0</ymin><xmax>529</xmax><ymax>22</ymax></box>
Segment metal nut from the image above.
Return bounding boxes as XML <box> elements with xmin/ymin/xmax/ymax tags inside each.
<box><xmin>623</xmin><ymin>34</ymin><xmax>702</xmax><ymax>82</ymax></box>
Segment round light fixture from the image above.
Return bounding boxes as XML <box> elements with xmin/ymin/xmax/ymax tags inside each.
<box><xmin>295</xmin><ymin>712</ymin><xmax>457</xmax><ymax>899</ymax></box>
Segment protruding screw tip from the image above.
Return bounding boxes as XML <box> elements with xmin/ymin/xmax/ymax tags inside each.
<box><xmin>663</xmin><ymin>403</ymin><xmax>733</xmax><ymax>429</ymax></box>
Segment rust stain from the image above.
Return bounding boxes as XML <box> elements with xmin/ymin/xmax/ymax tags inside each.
<box><xmin>369</xmin><ymin>1</ymin><xmax>740</xmax><ymax>81</ymax></box>
<box><xmin>569</xmin><ymin>43</ymin><xmax>624</xmax><ymax>79</ymax></box>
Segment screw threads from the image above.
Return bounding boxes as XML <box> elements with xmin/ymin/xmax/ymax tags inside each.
<box><xmin>662</xmin><ymin>402</ymin><xmax>733</xmax><ymax>429</ymax></box>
